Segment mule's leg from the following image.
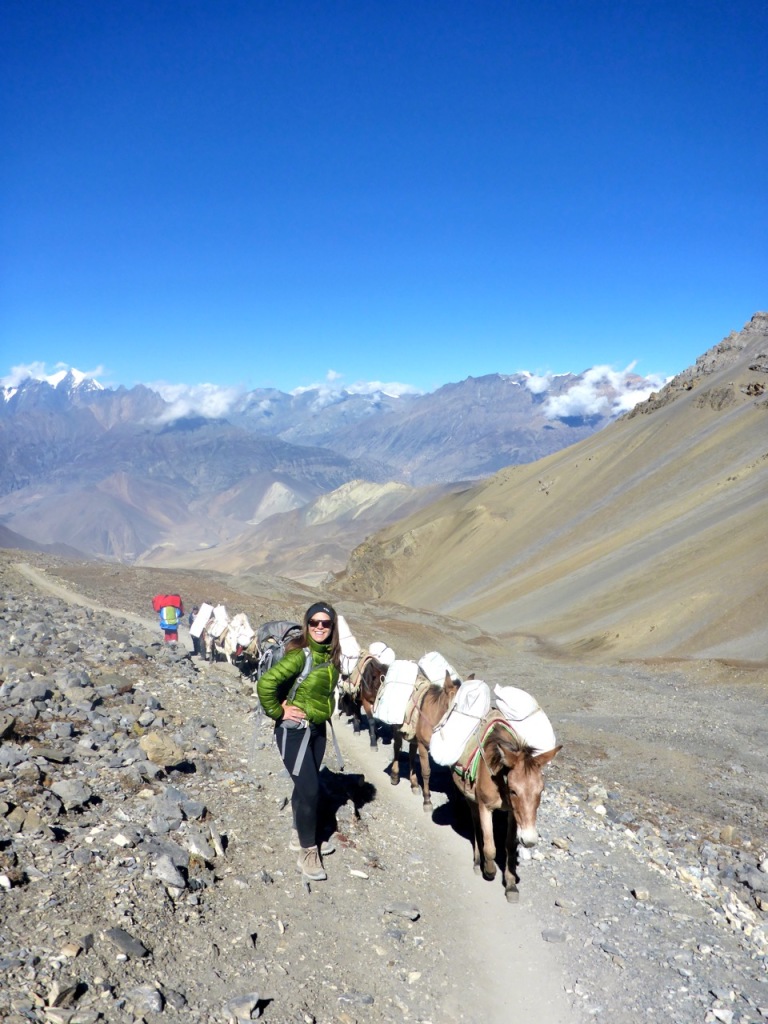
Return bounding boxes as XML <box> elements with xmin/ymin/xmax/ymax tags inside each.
<box><xmin>408</xmin><ymin>738</ymin><xmax>421</xmax><ymax>798</ymax></box>
<box><xmin>366</xmin><ymin>716</ymin><xmax>378</xmax><ymax>749</ymax></box>
<box><xmin>468</xmin><ymin>800</ymin><xmax>484</xmax><ymax>875</ymax></box>
<box><xmin>417</xmin><ymin>740</ymin><xmax>432</xmax><ymax>810</ymax></box>
<box><xmin>390</xmin><ymin>730</ymin><xmax>402</xmax><ymax>786</ymax></box>
<box><xmin>477</xmin><ymin>802</ymin><xmax>498</xmax><ymax>881</ymax></box>
<box><xmin>503</xmin><ymin>811</ymin><xmax>520</xmax><ymax>903</ymax></box>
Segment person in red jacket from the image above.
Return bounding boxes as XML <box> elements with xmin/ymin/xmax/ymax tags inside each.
<box><xmin>152</xmin><ymin>594</ymin><xmax>184</xmax><ymax>643</ymax></box>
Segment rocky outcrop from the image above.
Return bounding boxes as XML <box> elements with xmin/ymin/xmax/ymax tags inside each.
<box><xmin>626</xmin><ymin>312</ymin><xmax>768</xmax><ymax>418</ymax></box>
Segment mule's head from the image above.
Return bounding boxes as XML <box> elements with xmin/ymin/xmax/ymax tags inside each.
<box><xmin>486</xmin><ymin>730</ymin><xmax>562</xmax><ymax>847</ymax></box>
<box><xmin>360</xmin><ymin>656</ymin><xmax>388</xmax><ymax>705</ymax></box>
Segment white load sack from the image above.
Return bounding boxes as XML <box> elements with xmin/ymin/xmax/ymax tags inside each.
<box><xmin>190</xmin><ymin>603</ymin><xmax>214</xmax><ymax>639</ymax></box>
<box><xmin>207</xmin><ymin>604</ymin><xmax>230</xmax><ymax>639</ymax></box>
<box><xmin>493</xmin><ymin>685</ymin><xmax>557</xmax><ymax>755</ymax></box>
<box><xmin>337</xmin><ymin>614</ymin><xmax>361</xmax><ymax>677</ymax></box>
<box><xmin>429</xmin><ymin>679</ymin><xmax>491</xmax><ymax>766</ymax></box>
<box><xmin>228</xmin><ymin>612</ymin><xmax>255</xmax><ymax>649</ymax></box>
<box><xmin>373</xmin><ymin>660</ymin><xmax>419</xmax><ymax>725</ymax></box>
<box><xmin>418</xmin><ymin>650</ymin><xmax>459</xmax><ymax>685</ymax></box>
<box><xmin>369</xmin><ymin>641</ymin><xmax>396</xmax><ymax>667</ymax></box>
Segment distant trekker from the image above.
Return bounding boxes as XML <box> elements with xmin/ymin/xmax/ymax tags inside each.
<box><xmin>152</xmin><ymin>593</ymin><xmax>184</xmax><ymax>643</ymax></box>
<box><xmin>188</xmin><ymin>605</ymin><xmax>201</xmax><ymax>655</ymax></box>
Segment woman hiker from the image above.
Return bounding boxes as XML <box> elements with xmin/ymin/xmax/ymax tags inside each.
<box><xmin>256</xmin><ymin>602</ymin><xmax>342</xmax><ymax>881</ymax></box>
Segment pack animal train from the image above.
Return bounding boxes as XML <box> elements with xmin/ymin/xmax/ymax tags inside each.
<box><xmin>342</xmin><ymin>649</ymin><xmax>562</xmax><ymax>902</ymax></box>
<box><xmin>187</xmin><ymin>607</ymin><xmax>562</xmax><ymax>905</ymax></box>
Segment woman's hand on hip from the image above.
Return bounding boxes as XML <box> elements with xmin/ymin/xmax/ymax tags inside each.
<box><xmin>281</xmin><ymin>702</ymin><xmax>306</xmax><ymax>723</ymax></box>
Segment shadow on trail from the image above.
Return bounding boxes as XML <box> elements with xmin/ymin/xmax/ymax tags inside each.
<box><xmin>320</xmin><ymin>768</ymin><xmax>377</xmax><ymax>844</ymax></box>
<box><xmin>335</xmin><ymin>716</ymin><xmax>512</xmax><ymax>892</ymax></box>
<box><xmin>433</xmin><ymin>795</ymin><xmax>511</xmax><ymax>880</ymax></box>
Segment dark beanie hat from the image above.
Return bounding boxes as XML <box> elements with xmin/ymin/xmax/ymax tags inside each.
<box><xmin>306</xmin><ymin>601</ymin><xmax>336</xmax><ymax>623</ymax></box>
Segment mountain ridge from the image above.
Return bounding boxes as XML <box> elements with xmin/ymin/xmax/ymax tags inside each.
<box><xmin>332</xmin><ymin>313</ymin><xmax>768</xmax><ymax>661</ymax></box>
<box><xmin>0</xmin><ymin>358</ymin><xmax>657</xmax><ymax>565</ymax></box>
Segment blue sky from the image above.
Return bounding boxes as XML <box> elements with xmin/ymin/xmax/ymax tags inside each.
<box><xmin>2</xmin><ymin>0</ymin><xmax>766</xmax><ymax>398</ymax></box>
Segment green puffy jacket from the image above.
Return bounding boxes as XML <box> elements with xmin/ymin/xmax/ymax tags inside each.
<box><xmin>256</xmin><ymin>638</ymin><xmax>339</xmax><ymax>725</ymax></box>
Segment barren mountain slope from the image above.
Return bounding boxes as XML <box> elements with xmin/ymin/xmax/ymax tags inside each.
<box><xmin>334</xmin><ymin>314</ymin><xmax>768</xmax><ymax>662</ymax></box>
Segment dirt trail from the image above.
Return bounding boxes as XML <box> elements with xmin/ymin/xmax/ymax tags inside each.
<box><xmin>15</xmin><ymin>561</ymin><xmax>191</xmax><ymax>648</ymax></box>
<box><xmin>14</xmin><ymin>559</ymin><xmax>578</xmax><ymax>1024</ymax></box>
<box><xmin>329</xmin><ymin>722</ymin><xmax>574</xmax><ymax>1023</ymax></box>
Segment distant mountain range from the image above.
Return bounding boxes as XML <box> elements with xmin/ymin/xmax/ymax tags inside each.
<box><xmin>0</xmin><ymin>354</ymin><xmax>663</xmax><ymax>572</ymax></box>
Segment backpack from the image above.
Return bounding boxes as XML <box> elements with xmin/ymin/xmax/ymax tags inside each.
<box><xmin>255</xmin><ymin>621</ymin><xmax>309</xmax><ymax>683</ymax></box>
<box><xmin>159</xmin><ymin>605</ymin><xmax>182</xmax><ymax>629</ymax></box>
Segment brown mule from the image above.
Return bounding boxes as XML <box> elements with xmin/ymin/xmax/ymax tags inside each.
<box><xmin>390</xmin><ymin>671</ymin><xmax>464</xmax><ymax>811</ymax></box>
<box><xmin>338</xmin><ymin>654</ymin><xmax>389</xmax><ymax>748</ymax></box>
<box><xmin>452</xmin><ymin>723</ymin><xmax>561</xmax><ymax>902</ymax></box>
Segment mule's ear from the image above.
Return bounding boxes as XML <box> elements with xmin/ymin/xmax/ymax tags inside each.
<box><xmin>534</xmin><ymin>744</ymin><xmax>562</xmax><ymax>767</ymax></box>
<box><xmin>485</xmin><ymin>739</ymin><xmax>506</xmax><ymax>775</ymax></box>
<box><xmin>486</xmin><ymin>739</ymin><xmax>522</xmax><ymax>775</ymax></box>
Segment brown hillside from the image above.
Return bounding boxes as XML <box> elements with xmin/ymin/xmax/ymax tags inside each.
<box><xmin>334</xmin><ymin>313</ymin><xmax>768</xmax><ymax>662</ymax></box>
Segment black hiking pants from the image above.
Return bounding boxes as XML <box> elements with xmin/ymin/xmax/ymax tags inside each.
<box><xmin>275</xmin><ymin>721</ymin><xmax>327</xmax><ymax>849</ymax></box>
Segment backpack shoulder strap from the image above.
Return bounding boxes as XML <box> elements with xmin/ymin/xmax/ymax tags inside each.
<box><xmin>286</xmin><ymin>648</ymin><xmax>331</xmax><ymax>703</ymax></box>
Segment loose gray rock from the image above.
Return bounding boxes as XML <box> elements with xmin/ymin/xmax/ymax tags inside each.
<box><xmin>50</xmin><ymin>779</ymin><xmax>92</xmax><ymax>810</ymax></box>
<box><xmin>101</xmin><ymin>927</ymin><xmax>149</xmax><ymax>958</ymax></box>
<box><xmin>382</xmin><ymin>901</ymin><xmax>420</xmax><ymax>920</ymax></box>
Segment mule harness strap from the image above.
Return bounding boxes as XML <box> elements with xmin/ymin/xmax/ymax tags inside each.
<box><xmin>410</xmin><ymin>678</ymin><xmax>448</xmax><ymax>730</ymax></box>
<box><xmin>459</xmin><ymin>714</ymin><xmax>518</xmax><ymax>782</ymax></box>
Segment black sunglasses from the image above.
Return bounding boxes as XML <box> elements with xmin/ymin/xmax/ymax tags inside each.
<box><xmin>308</xmin><ymin>617</ymin><xmax>332</xmax><ymax>628</ymax></box>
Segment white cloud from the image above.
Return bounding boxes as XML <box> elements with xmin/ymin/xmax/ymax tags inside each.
<box><xmin>146</xmin><ymin>371</ymin><xmax>421</xmax><ymax>422</ymax></box>
<box><xmin>149</xmin><ymin>381</ymin><xmax>247</xmax><ymax>422</ymax></box>
<box><xmin>541</xmin><ymin>365</ymin><xmax>667</xmax><ymax>420</ymax></box>
<box><xmin>610</xmin><ymin>380</ymin><xmax>666</xmax><ymax>413</ymax></box>
<box><xmin>344</xmin><ymin>379</ymin><xmax>422</xmax><ymax>398</ymax></box>
<box><xmin>523</xmin><ymin>371</ymin><xmax>554</xmax><ymax>396</ymax></box>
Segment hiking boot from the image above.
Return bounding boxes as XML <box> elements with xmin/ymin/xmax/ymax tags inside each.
<box><xmin>297</xmin><ymin>846</ymin><xmax>327</xmax><ymax>881</ymax></box>
<box><xmin>290</xmin><ymin>830</ymin><xmax>335</xmax><ymax>855</ymax></box>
